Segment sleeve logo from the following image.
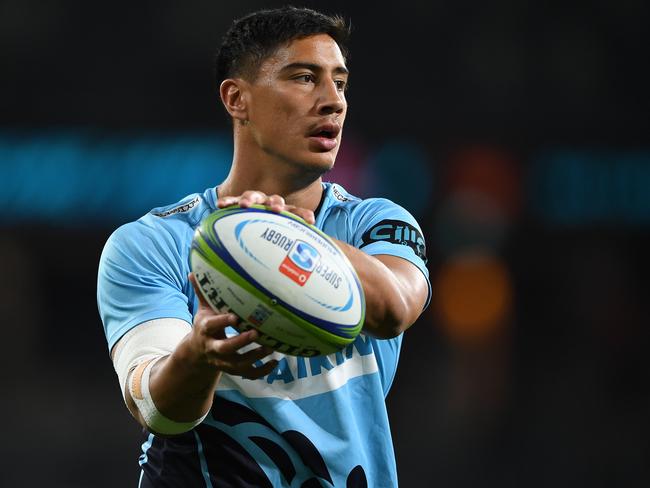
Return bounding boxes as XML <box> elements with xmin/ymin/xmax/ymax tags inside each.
<box><xmin>153</xmin><ymin>196</ymin><xmax>200</xmax><ymax>217</ymax></box>
<box><xmin>360</xmin><ymin>219</ymin><xmax>427</xmax><ymax>263</ymax></box>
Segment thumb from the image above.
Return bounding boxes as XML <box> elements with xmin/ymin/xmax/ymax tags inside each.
<box><xmin>189</xmin><ymin>272</ymin><xmax>212</xmax><ymax>310</ymax></box>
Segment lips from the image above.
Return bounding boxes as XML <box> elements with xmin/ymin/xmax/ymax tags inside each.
<box><xmin>307</xmin><ymin>122</ymin><xmax>341</xmax><ymax>151</ymax></box>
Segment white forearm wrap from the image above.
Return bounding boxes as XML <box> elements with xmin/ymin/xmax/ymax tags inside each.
<box><xmin>112</xmin><ymin>318</ymin><xmax>208</xmax><ymax>435</ymax></box>
<box><xmin>128</xmin><ymin>356</ymin><xmax>209</xmax><ymax>435</ymax></box>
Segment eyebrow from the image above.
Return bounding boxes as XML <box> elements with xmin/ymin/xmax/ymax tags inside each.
<box><xmin>280</xmin><ymin>62</ymin><xmax>349</xmax><ymax>76</ymax></box>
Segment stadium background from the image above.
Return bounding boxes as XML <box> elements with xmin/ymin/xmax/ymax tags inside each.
<box><xmin>1</xmin><ymin>0</ymin><xmax>649</xmax><ymax>486</ymax></box>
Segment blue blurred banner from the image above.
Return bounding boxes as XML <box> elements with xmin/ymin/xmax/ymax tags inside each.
<box><xmin>3</xmin><ymin>132</ymin><xmax>650</xmax><ymax>227</ymax></box>
<box><xmin>0</xmin><ymin>131</ymin><xmax>437</xmax><ymax>226</ymax></box>
<box><xmin>0</xmin><ymin>131</ymin><xmax>233</xmax><ymax>225</ymax></box>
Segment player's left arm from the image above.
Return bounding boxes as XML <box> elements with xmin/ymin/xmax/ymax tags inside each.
<box><xmin>333</xmin><ymin>241</ymin><xmax>429</xmax><ymax>338</ymax></box>
<box><xmin>216</xmin><ymin>190</ymin><xmax>429</xmax><ymax>338</ymax></box>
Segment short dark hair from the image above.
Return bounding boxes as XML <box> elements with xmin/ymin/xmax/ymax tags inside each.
<box><xmin>215</xmin><ymin>6</ymin><xmax>351</xmax><ymax>84</ymax></box>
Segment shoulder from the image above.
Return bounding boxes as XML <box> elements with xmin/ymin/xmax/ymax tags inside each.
<box><xmin>320</xmin><ymin>183</ymin><xmax>427</xmax><ymax>264</ymax></box>
<box><xmin>101</xmin><ymin>188</ymin><xmax>216</xmax><ymax>269</ymax></box>
<box><xmin>322</xmin><ymin>182</ymin><xmax>411</xmax><ymax>217</ymax></box>
<box><xmin>148</xmin><ymin>192</ymin><xmax>209</xmax><ymax>223</ymax></box>
<box><xmin>145</xmin><ymin>188</ymin><xmax>216</xmax><ymax>230</ymax></box>
<box><xmin>323</xmin><ymin>183</ymin><xmax>421</xmax><ymax>233</ymax></box>
<box><xmin>113</xmin><ymin>189</ymin><xmax>214</xmax><ymax>241</ymax></box>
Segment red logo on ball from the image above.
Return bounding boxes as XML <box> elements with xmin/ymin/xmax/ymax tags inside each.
<box><xmin>279</xmin><ymin>240</ymin><xmax>320</xmax><ymax>286</ymax></box>
<box><xmin>279</xmin><ymin>256</ymin><xmax>311</xmax><ymax>286</ymax></box>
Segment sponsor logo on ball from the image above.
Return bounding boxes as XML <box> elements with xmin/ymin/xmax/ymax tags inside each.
<box><xmin>279</xmin><ymin>240</ymin><xmax>320</xmax><ymax>286</ymax></box>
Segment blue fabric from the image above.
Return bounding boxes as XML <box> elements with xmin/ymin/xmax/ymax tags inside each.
<box><xmin>97</xmin><ymin>182</ymin><xmax>430</xmax><ymax>487</ymax></box>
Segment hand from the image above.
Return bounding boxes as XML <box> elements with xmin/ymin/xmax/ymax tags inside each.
<box><xmin>188</xmin><ymin>273</ymin><xmax>277</xmax><ymax>379</ymax></box>
<box><xmin>217</xmin><ymin>190</ymin><xmax>316</xmax><ymax>225</ymax></box>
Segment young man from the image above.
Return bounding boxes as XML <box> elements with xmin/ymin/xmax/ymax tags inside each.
<box><xmin>98</xmin><ymin>7</ymin><xmax>430</xmax><ymax>487</ymax></box>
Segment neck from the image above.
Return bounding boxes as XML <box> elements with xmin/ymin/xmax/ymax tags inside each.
<box><xmin>218</xmin><ymin>141</ymin><xmax>326</xmax><ymax>212</ymax></box>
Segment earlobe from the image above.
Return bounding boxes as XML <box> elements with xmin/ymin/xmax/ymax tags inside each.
<box><xmin>220</xmin><ymin>79</ymin><xmax>248</xmax><ymax>123</ymax></box>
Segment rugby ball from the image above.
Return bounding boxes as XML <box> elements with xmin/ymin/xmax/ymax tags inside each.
<box><xmin>190</xmin><ymin>205</ymin><xmax>365</xmax><ymax>357</ymax></box>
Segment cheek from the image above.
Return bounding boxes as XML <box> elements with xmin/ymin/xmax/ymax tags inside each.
<box><xmin>270</xmin><ymin>88</ymin><xmax>310</xmax><ymax>117</ymax></box>
<box><xmin>250</xmin><ymin>88</ymin><xmax>311</xmax><ymax>143</ymax></box>
<box><xmin>272</xmin><ymin>97</ymin><xmax>303</xmax><ymax>125</ymax></box>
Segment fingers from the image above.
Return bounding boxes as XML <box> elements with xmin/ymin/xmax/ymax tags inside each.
<box><xmin>239</xmin><ymin>357</ymin><xmax>279</xmax><ymax>380</ymax></box>
<box><xmin>189</xmin><ymin>273</ymin><xmax>210</xmax><ymax>310</ymax></box>
<box><xmin>207</xmin><ymin>335</ymin><xmax>279</xmax><ymax>380</ymax></box>
<box><xmin>217</xmin><ymin>195</ymin><xmax>239</xmax><ymax>208</ymax></box>
<box><xmin>265</xmin><ymin>194</ymin><xmax>286</xmax><ymax>213</ymax></box>
<box><xmin>219</xmin><ymin>343</ymin><xmax>278</xmax><ymax>379</ymax></box>
<box><xmin>217</xmin><ymin>190</ymin><xmax>268</xmax><ymax>209</ymax></box>
<box><xmin>189</xmin><ymin>271</ymin><xmax>280</xmax><ymax>379</ymax></box>
<box><xmin>236</xmin><ymin>344</ymin><xmax>274</xmax><ymax>364</ymax></box>
<box><xmin>213</xmin><ymin>327</ymin><xmax>260</xmax><ymax>354</ymax></box>
<box><xmin>284</xmin><ymin>205</ymin><xmax>316</xmax><ymax>225</ymax></box>
<box><xmin>216</xmin><ymin>191</ymin><xmax>316</xmax><ymax>225</ymax></box>
<box><xmin>195</xmin><ymin>312</ymin><xmax>240</xmax><ymax>339</ymax></box>
<box><xmin>239</xmin><ymin>190</ymin><xmax>268</xmax><ymax>208</ymax></box>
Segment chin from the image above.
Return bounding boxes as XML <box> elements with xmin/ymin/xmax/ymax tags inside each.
<box><xmin>306</xmin><ymin>155</ymin><xmax>337</xmax><ymax>174</ymax></box>
<box><xmin>293</xmin><ymin>151</ymin><xmax>337</xmax><ymax>175</ymax></box>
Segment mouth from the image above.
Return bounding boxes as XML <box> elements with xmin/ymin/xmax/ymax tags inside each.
<box><xmin>307</xmin><ymin>123</ymin><xmax>341</xmax><ymax>152</ymax></box>
<box><xmin>307</xmin><ymin>122</ymin><xmax>341</xmax><ymax>139</ymax></box>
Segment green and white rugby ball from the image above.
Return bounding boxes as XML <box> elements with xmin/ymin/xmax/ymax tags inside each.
<box><xmin>190</xmin><ymin>205</ymin><xmax>365</xmax><ymax>357</ymax></box>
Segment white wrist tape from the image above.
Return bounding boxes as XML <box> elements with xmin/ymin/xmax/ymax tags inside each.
<box><xmin>112</xmin><ymin>318</ymin><xmax>191</xmax><ymax>398</ymax></box>
<box><xmin>128</xmin><ymin>356</ymin><xmax>208</xmax><ymax>435</ymax></box>
<box><xmin>112</xmin><ymin>318</ymin><xmax>207</xmax><ymax>435</ymax></box>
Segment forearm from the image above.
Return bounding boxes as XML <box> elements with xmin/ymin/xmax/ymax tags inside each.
<box><xmin>125</xmin><ymin>334</ymin><xmax>221</xmax><ymax>432</ymax></box>
<box><xmin>119</xmin><ymin>297</ymin><xmax>274</xmax><ymax>434</ymax></box>
<box><xmin>149</xmin><ymin>335</ymin><xmax>222</xmax><ymax>422</ymax></box>
<box><xmin>334</xmin><ymin>240</ymin><xmax>414</xmax><ymax>338</ymax></box>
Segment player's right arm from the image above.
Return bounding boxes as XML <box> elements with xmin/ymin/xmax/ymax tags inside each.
<box><xmin>114</xmin><ymin>275</ymin><xmax>277</xmax><ymax>434</ymax></box>
<box><xmin>99</xmin><ymin>218</ymin><xmax>276</xmax><ymax>436</ymax></box>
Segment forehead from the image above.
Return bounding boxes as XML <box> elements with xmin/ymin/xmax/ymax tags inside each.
<box><xmin>261</xmin><ymin>34</ymin><xmax>347</xmax><ymax>73</ymax></box>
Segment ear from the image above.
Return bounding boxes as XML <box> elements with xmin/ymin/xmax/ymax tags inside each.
<box><xmin>219</xmin><ymin>79</ymin><xmax>249</xmax><ymax>123</ymax></box>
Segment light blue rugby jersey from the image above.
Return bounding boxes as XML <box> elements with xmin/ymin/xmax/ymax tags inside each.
<box><xmin>98</xmin><ymin>182</ymin><xmax>430</xmax><ymax>488</ymax></box>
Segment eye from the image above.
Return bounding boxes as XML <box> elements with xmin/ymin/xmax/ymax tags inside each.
<box><xmin>335</xmin><ymin>79</ymin><xmax>348</xmax><ymax>91</ymax></box>
<box><xmin>296</xmin><ymin>74</ymin><xmax>315</xmax><ymax>83</ymax></box>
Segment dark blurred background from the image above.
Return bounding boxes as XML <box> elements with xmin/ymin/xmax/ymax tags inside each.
<box><xmin>1</xmin><ymin>0</ymin><xmax>649</xmax><ymax>486</ymax></box>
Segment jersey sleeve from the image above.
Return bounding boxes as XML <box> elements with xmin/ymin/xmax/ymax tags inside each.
<box><xmin>350</xmin><ymin>198</ymin><xmax>431</xmax><ymax>309</ymax></box>
<box><xmin>97</xmin><ymin>219</ymin><xmax>193</xmax><ymax>353</ymax></box>
<box><xmin>348</xmin><ymin>198</ymin><xmax>431</xmax><ymax>395</ymax></box>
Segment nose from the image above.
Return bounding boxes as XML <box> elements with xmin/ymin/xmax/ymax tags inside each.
<box><xmin>316</xmin><ymin>80</ymin><xmax>346</xmax><ymax>116</ymax></box>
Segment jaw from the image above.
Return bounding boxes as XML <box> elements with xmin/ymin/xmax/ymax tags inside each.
<box><xmin>280</xmin><ymin>151</ymin><xmax>337</xmax><ymax>180</ymax></box>
<box><xmin>298</xmin><ymin>142</ymin><xmax>340</xmax><ymax>172</ymax></box>
<box><xmin>263</xmin><ymin>134</ymin><xmax>340</xmax><ymax>173</ymax></box>
<box><xmin>233</xmin><ymin>127</ymin><xmax>341</xmax><ymax>183</ymax></box>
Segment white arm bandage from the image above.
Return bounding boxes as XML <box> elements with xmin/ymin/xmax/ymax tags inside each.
<box><xmin>111</xmin><ymin>318</ymin><xmax>208</xmax><ymax>435</ymax></box>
